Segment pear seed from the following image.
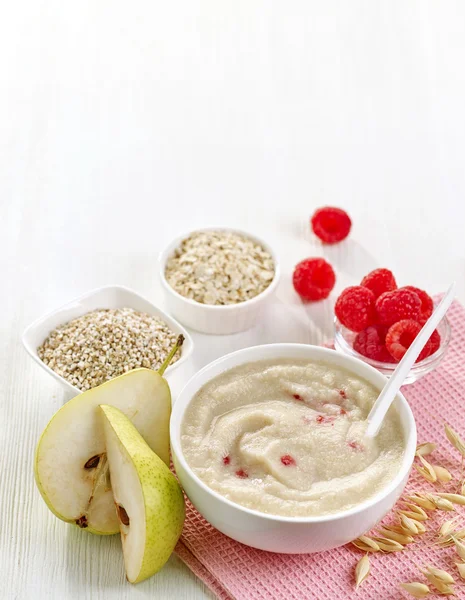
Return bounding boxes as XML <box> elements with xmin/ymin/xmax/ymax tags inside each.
<box><xmin>84</xmin><ymin>455</ymin><xmax>101</xmax><ymax>469</ymax></box>
<box><xmin>75</xmin><ymin>515</ymin><xmax>88</xmax><ymax>528</ymax></box>
<box><xmin>117</xmin><ymin>504</ymin><xmax>130</xmax><ymax>526</ymax></box>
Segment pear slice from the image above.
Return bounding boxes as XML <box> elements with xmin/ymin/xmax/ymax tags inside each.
<box><xmin>34</xmin><ymin>335</ymin><xmax>183</xmax><ymax>534</ymax></box>
<box><xmin>100</xmin><ymin>404</ymin><xmax>185</xmax><ymax>583</ymax></box>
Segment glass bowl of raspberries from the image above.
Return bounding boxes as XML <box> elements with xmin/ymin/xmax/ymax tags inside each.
<box><xmin>333</xmin><ymin>269</ymin><xmax>451</xmax><ymax>384</ymax></box>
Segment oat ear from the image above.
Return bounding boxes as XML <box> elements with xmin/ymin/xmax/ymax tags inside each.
<box><xmin>399</xmin><ymin>582</ymin><xmax>430</xmax><ymax>598</ymax></box>
<box><xmin>416</xmin><ymin>442</ymin><xmax>437</xmax><ymax>457</ymax></box>
<box><xmin>354</xmin><ymin>555</ymin><xmax>370</xmax><ymax>589</ymax></box>
<box><xmin>455</xmin><ymin>562</ymin><xmax>465</xmax><ymax>579</ymax></box>
<box><xmin>445</xmin><ymin>424</ymin><xmax>465</xmax><ymax>456</ymax></box>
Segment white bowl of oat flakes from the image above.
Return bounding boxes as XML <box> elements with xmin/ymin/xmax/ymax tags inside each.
<box><xmin>159</xmin><ymin>228</ymin><xmax>280</xmax><ymax>335</ymax></box>
<box><xmin>22</xmin><ymin>285</ymin><xmax>194</xmax><ymax>396</ymax></box>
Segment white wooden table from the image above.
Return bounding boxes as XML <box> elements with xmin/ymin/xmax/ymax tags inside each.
<box><xmin>1</xmin><ymin>2</ymin><xmax>465</xmax><ymax>598</ymax></box>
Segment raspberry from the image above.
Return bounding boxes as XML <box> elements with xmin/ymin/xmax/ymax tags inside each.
<box><xmin>401</xmin><ymin>286</ymin><xmax>434</xmax><ymax>323</ymax></box>
<box><xmin>353</xmin><ymin>325</ymin><xmax>395</xmax><ymax>363</ymax></box>
<box><xmin>292</xmin><ymin>257</ymin><xmax>336</xmax><ymax>301</ymax></box>
<box><xmin>360</xmin><ymin>268</ymin><xmax>397</xmax><ymax>299</ymax></box>
<box><xmin>310</xmin><ymin>206</ymin><xmax>352</xmax><ymax>244</ymax></box>
<box><xmin>385</xmin><ymin>320</ymin><xmax>440</xmax><ymax>362</ymax></box>
<box><xmin>280</xmin><ymin>455</ymin><xmax>296</xmax><ymax>466</ymax></box>
<box><xmin>316</xmin><ymin>415</ymin><xmax>335</xmax><ymax>424</ymax></box>
<box><xmin>375</xmin><ymin>289</ymin><xmax>421</xmax><ymax>326</ymax></box>
<box><xmin>235</xmin><ymin>469</ymin><xmax>248</xmax><ymax>479</ymax></box>
<box><xmin>427</xmin><ymin>329</ymin><xmax>441</xmax><ymax>357</ymax></box>
<box><xmin>222</xmin><ymin>455</ymin><xmax>231</xmax><ymax>465</ymax></box>
<box><xmin>348</xmin><ymin>441</ymin><xmax>364</xmax><ymax>451</ymax></box>
<box><xmin>335</xmin><ymin>286</ymin><xmax>376</xmax><ymax>332</ymax></box>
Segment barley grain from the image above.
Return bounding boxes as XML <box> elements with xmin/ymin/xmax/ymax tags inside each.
<box><xmin>37</xmin><ymin>308</ymin><xmax>181</xmax><ymax>390</ymax></box>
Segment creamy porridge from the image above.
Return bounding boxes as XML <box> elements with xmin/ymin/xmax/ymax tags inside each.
<box><xmin>181</xmin><ymin>360</ymin><xmax>405</xmax><ymax>517</ymax></box>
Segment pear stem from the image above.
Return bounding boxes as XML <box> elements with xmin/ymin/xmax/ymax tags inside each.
<box><xmin>158</xmin><ymin>334</ymin><xmax>184</xmax><ymax>376</ymax></box>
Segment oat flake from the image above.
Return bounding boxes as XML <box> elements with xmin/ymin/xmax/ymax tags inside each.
<box><xmin>164</xmin><ymin>230</ymin><xmax>275</xmax><ymax>305</ymax></box>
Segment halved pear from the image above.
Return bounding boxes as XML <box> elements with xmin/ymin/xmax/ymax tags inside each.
<box><xmin>34</xmin><ymin>336</ymin><xmax>183</xmax><ymax>534</ymax></box>
<box><xmin>100</xmin><ymin>404</ymin><xmax>185</xmax><ymax>583</ymax></box>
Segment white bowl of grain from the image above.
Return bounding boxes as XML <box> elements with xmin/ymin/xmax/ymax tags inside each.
<box><xmin>22</xmin><ymin>285</ymin><xmax>194</xmax><ymax>396</ymax></box>
<box><xmin>159</xmin><ymin>228</ymin><xmax>280</xmax><ymax>335</ymax></box>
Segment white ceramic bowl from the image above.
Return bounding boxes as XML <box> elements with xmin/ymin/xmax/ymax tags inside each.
<box><xmin>158</xmin><ymin>227</ymin><xmax>280</xmax><ymax>335</ymax></box>
<box><xmin>22</xmin><ymin>285</ymin><xmax>194</xmax><ymax>396</ymax></box>
<box><xmin>171</xmin><ymin>344</ymin><xmax>416</xmax><ymax>554</ymax></box>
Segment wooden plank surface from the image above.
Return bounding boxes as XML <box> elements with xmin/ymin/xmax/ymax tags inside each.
<box><xmin>1</xmin><ymin>1</ymin><xmax>464</xmax><ymax>598</ymax></box>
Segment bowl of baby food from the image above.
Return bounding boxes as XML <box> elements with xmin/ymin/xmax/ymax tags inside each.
<box><xmin>159</xmin><ymin>227</ymin><xmax>280</xmax><ymax>334</ymax></box>
<box><xmin>171</xmin><ymin>344</ymin><xmax>416</xmax><ymax>554</ymax></box>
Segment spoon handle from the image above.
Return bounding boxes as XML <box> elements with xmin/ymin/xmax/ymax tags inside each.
<box><xmin>365</xmin><ymin>282</ymin><xmax>456</xmax><ymax>438</ymax></box>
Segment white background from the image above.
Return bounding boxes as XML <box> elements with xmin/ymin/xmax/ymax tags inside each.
<box><xmin>1</xmin><ymin>2</ymin><xmax>465</xmax><ymax>599</ymax></box>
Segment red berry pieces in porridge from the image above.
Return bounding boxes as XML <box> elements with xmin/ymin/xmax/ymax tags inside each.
<box><xmin>181</xmin><ymin>359</ymin><xmax>405</xmax><ymax>517</ymax></box>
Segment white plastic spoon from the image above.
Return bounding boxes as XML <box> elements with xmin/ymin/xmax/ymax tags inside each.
<box><xmin>365</xmin><ymin>282</ymin><xmax>456</xmax><ymax>438</ymax></box>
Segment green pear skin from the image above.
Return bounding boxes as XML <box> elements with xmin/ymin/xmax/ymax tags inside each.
<box><xmin>100</xmin><ymin>404</ymin><xmax>185</xmax><ymax>583</ymax></box>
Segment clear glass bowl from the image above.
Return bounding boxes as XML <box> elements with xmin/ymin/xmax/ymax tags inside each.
<box><xmin>334</xmin><ymin>315</ymin><xmax>451</xmax><ymax>385</ymax></box>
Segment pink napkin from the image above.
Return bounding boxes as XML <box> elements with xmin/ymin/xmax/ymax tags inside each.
<box><xmin>175</xmin><ymin>300</ymin><xmax>465</xmax><ymax>600</ymax></box>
